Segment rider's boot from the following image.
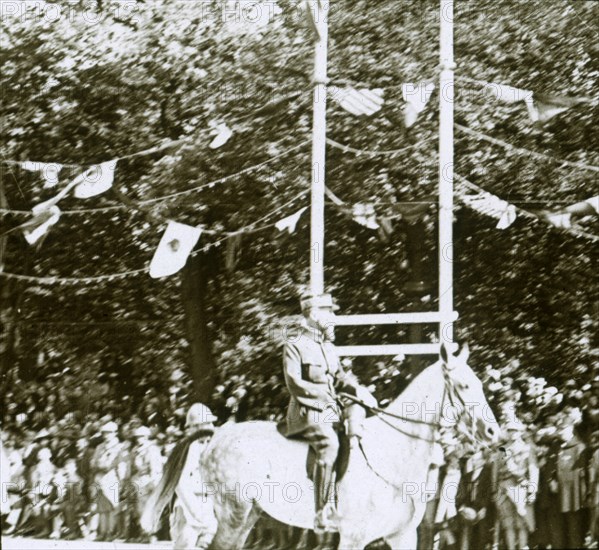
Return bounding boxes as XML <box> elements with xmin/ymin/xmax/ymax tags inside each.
<box><xmin>313</xmin><ymin>461</ymin><xmax>337</xmax><ymax>549</ymax></box>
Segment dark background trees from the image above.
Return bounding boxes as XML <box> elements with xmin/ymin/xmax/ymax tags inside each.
<box><xmin>1</xmin><ymin>0</ymin><xmax>597</xmax><ymax>428</ymax></box>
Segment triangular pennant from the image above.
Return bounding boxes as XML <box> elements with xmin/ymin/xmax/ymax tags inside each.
<box><xmin>352</xmin><ymin>203</ymin><xmax>379</xmax><ymax>229</ymax></box>
<box><xmin>545</xmin><ymin>212</ymin><xmax>572</xmax><ymax>229</ymax></box>
<box><xmin>73</xmin><ymin>161</ymin><xmax>117</xmax><ymax>198</ymax></box>
<box><xmin>275</xmin><ymin>207</ymin><xmax>307</xmax><ymax>234</ymax></box>
<box><xmin>402</xmin><ymin>82</ymin><xmax>435</xmax><ymax>127</ymax></box>
<box><xmin>460</xmin><ymin>189</ymin><xmax>517</xmax><ymax>226</ymax></box>
<box><xmin>208</xmin><ymin>123</ymin><xmax>233</xmax><ymax>149</ymax></box>
<box><xmin>484</xmin><ymin>83</ymin><xmax>532</xmax><ymax>104</ymax></box>
<box><xmin>496</xmin><ymin>204</ymin><xmax>517</xmax><ymax>229</ymax></box>
<box><xmin>585</xmin><ymin>196</ymin><xmax>599</xmax><ymax>214</ymax></box>
<box><xmin>149</xmin><ymin>222</ymin><xmax>203</xmax><ymax>278</ymax></box>
<box><xmin>329</xmin><ymin>86</ymin><xmax>384</xmax><ymax>116</ymax></box>
<box><xmin>525</xmin><ymin>93</ymin><xmax>589</xmax><ymax>123</ymax></box>
<box><xmin>22</xmin><ymin>206</ymin><xmax>61</xmax><ymax>245</ymax></box>
<box><xmin>21</xmin><ymin>162</ymin><xmax>63</xmax><ymax>188</ymax></box>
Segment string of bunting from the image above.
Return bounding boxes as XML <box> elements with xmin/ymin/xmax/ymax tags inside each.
<box><xmin>456</xmin><ymin>124</ymin><xmax>599</xmax><ymax>173</ymax></box>
<box><xmin>0</xmin><ymin>190</ymin><xmax>310</xmax><ymax>285</ymax></box>
<box><xmin>455</xmin><ymin>174</ymin><xmax>599</xmax><ymax>242</ymax></box>
<box><xmin>456</xmin><ymin>75</ymin><xmax>595</xmax><ymax>124</ymax></box>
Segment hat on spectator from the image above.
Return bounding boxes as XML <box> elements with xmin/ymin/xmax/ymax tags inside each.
<box><xmin>133</xmin><ymin>426</ymin><xmax>151</xmax><ymax>438</ymax></box>
<box><xmin>185</xmin><ymin>403</ymin><xmax>216</xmax><ymax>433</ymax></box>
<box><xmin>300</xmin><ymin>291</ymin><xmax>340</xmax><ymax>312</ymax></box>
<box><xmin>100</xmin><ymin>421</ymin><xmax>118</xmax><ymax>434</ymax></box>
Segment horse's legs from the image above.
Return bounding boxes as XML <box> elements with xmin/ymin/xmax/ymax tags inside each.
<box><xmin>209</xmin><ymin>501</ymin><xmax>261</xmax><ymax>550</ymax></box>
<box><xmin>385</xmin><ymin>528</ymin><xmax>418</xmax><ymax>550</ymax></box>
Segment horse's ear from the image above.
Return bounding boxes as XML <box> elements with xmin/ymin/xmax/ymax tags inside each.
<box><xmin>458</xmin><ymin>342</ymin><xmax>470</xmax><ymax>362</ymax></box>
<box><xmin>440</xmin><ymin>343</ymin><xmax>449</xmax><ymax>364</ymax></box>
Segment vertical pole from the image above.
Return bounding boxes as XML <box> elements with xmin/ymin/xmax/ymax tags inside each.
<box><xmin>310</xmin><ymin>0</ymin><xmax>329</xmax><ymax>296</ymax></box>
<box><xmin>439</xmin><ymin>0</ymin><xmax>454</xmax><ymax>345</ymax></box>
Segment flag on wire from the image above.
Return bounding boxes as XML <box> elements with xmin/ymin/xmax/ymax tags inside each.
<box><xmin>585</xmin><ymin>196</ymin><xmax>599</xmax><ymax>214</ymax></box>
<box><xmin>21</xmin><ymin>161</ymin><xmax>62</xmax><ymax>188</ymax></box>
<box><xmin>525</xmin><ymin>93</ymin><xmax>590</xmax><ymax>123</ymax></box>
<box><xmin>150</xmin><ymin>222</ymin><xmax>203</xmax><ymax>278</ymax></box>
<box><xmin>329</xmin><ymin>86</ymin><xmax>385</xmax><ymax>116</ymax></box>
<box><xmin>209</xmin><ymin>123</ymin><xmax>233</xmax><ymax>149</ymax></box>
<box><xmin>22</xmin><ymin>206</ymin><xmax>61</xmax><ymax>245</ymax></box>
<box><xmin>544</xmin><ymin>212</ymin><xmax>572</xmax><ymax>229</ymax></box>
<box><xmin>402</xmin><ymin>82</ymin><xmax>435</xmax><ymax>127</ymax></box>
<box><xmin>352</xmin><ymin>203</ymin><xmax>379</xmax><ymax>230</ymax></box>
<box><xmin>275</xmin><ymin>207</ymin><xmax>307</xmax><ymax>234</ymax></box>
<box><xmin>73</xmin><ymin>161</ymin><xmax>117</xmax><ymax>198</ymax></box>
<box><xmin>459</xmin><ymin>190</ymin><xmax>518</xmax><ymax>229</ymax></box>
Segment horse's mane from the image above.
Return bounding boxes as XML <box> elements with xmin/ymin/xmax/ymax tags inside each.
<box><xmin>384</xmin><ymin>359</ymin><xmax>443</xmax><ymax>415</ymax></box>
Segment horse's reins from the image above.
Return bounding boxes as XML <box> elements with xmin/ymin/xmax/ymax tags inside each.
<box><xmin>338</xmin><ymin>366</ymin><xmax>482</xmax><ymax>491</ymax></box>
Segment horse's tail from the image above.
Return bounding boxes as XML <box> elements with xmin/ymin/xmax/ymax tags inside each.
<box><xmin>140</xmin><ymin>438</ymin><xmax>191</xmax><ymax>533</ymax></box>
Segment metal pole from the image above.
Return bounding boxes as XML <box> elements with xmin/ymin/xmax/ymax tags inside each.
<box><xmin>439</xmin><ymin>0</ymin><xmax>454</xmax><ymax>344</ymax></box>
<box><xmin>310</xmin><ymin>0</ymin><xmax>329</xmax><ymax>296</ymax></box>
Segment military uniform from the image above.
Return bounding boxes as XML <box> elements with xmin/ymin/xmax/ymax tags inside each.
<box><xmin>280</xmin><ymin>293</ymin><xmax>376</xmax><ymax>546</ymax></box>
<box><xmin>282</xmin><ymin>324</ymin><xmax>349</xmax><ymax>466</ymax></box>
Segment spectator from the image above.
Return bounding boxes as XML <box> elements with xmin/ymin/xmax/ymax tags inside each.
<box><xmin>90</xmin><ymin>421</ymin><xmax>124</xmax><ymax>541</ymax></box>
<box><xmin>556</xmin><ymin>417</ymin><xmax>588</xmax><ymax>548</ymax></box>
<box><xmin>495</xmin><ymin>419</ymin><xmax>538</xmax><ymax>549</ymax></box>
<box><xmin>128</xmin><ymin>426</ymin><xmax>163</xmax><ymax>542</ymax></box>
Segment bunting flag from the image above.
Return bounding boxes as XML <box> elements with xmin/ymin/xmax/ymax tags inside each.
<box><xmin>525</xmin><ymin>93</ymin><xmax>590</xmax><ymax>123</ymax></box>
<box><xmin>483</xmin><ymin>83</ymin><xmax>532</xmax><ymax>104</ymax></box>
<box><xmin>274</xmin><ymin>206</ymin><xmax>307</xmax><ymax>233</ymax></box>
<box><xmin>329</xmin><ymin>86</ymin><xmax>385</xmax><ymax>116</ymax></box>
<box><xmin>545</xmin><ymin>212</ymin><xmax>572</xmax><ymax>229</ymax></box>
<box><xmin>459</xmin><ymin>189</ymin><xmax>518</xmax><ymax>229</ymax></box>
<box><xmin>22</xmin><ymin>206</ymin><xmax>61</xmax><ymax>245</ymax></box>
<box><xmin>542</xmin><ymin>195</ymin><xmax>599</xmax><ymax>228</ymax></box>
<box><xmin>402</xmin><ymin>82</ymin><xmax>435</xmax><ymax>128</ymax></box>
<box><xmin>149</xmin><ymin>221</ymin><xmax>202</xmax><ymax>278</ymax></box>
<box><xmin>21</xmin><ymin>161</ymin><xmax>62</xmax><ymax>188</ymax></box>
<box><xmin>586</xmin><ymin>196</ymin><xmax>599</xmax><ymax>214</ymax></box>
<box><xmin>352</xmin><ymin>203</ymin><xmax>379</xmax><ymax>229</ymax></box>
<box><xmin>73</xmin><ymin>161</ymin><xmax>117</xmax><ymax>198</ymax></box>
<box><xmin>208</xmin><ymin>123</ymin><xmax>233</xmax><ymax>149</ymax></box>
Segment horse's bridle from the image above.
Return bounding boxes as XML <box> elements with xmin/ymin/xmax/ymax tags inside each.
<box><xmin>339</xmin><ymin>362</ymin><xmax>477</xmax><ymax>445</ymax></box>
<box><xmin>338</xmin><ymin>363</ymin><xmax>482</xmax><ymax>492</ymax></box>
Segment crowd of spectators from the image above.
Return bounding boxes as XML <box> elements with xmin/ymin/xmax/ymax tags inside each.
<box><xmin>1</xmin><ymin>358</ymin><xmax>598</xmax><ymax>548</ymax></box>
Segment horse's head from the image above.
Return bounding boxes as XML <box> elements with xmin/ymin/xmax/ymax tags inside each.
<box><xmin>440</xmin><ymin>343</ymin><xmax>501</xmax><ymax>446</ymax></box>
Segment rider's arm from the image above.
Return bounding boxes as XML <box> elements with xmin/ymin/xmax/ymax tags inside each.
<box><xmin>283</xmin><ymin>343</ymin><xmax>334</xmax><ymax>411</ymax></box>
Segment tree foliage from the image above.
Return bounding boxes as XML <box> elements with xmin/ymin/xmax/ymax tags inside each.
<box><xmin>1</xmin><ymin>0</ymin><xmax>597</xmax><ymax>427</ymax></box>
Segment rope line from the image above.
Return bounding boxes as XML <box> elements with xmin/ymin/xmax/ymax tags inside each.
<box><xmin>456</xmin><ymin>124</ymin><xmax>599</xmax><ymax>173</ymax></box>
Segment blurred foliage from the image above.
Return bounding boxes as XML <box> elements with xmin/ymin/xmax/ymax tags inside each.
<box><xmin>0</xmin><ymin>0</ymin><xmax>597</xmax><ymax>427</ymax></box>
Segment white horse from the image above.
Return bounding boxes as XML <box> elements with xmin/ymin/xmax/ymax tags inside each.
<box><xmin>200</xmin><ymin>344</ymin><xmax>500</xmax><ymax>549</ymax></box>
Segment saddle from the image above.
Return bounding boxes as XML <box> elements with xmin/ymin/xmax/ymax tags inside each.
<box><xmin>276</xmin><ymin>421</ymin><xmax>351</xmax><ymax>482</ymax></box>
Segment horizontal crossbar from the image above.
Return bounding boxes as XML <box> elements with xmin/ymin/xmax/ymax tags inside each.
<box><xmin>336</xmin><ymin>343</ymin><xmax>459</xmax><ymax>356</ymax></box>
<box><xmin>334</xmin><ymin>311</ymin><xmax>458</xmax><ymax>326</ymax></box>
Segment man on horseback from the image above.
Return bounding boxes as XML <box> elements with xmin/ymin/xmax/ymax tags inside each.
<box><xmin>280</xmin><ymin>291</ymin><xmax>376</xmax><ymax>549</ymax></box>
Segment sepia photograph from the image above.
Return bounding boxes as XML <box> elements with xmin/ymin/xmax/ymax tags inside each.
<box><xmin>0</xmin><ymin>1</ymin><xmax>597</xmax><ymax>549</ymax></box>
